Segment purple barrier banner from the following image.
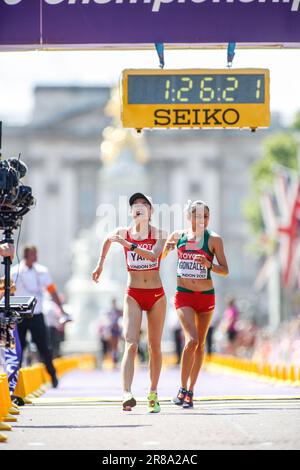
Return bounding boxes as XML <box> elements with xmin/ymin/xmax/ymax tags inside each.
<box><xmin>0</xmin><ymin>0</ymin><xmax>40</xmax><ymax>46</ymax></box>
<box><xmin>0</xmin><ymin>0</ymin><xmax>299</xmax><ymax>48</ymax></box>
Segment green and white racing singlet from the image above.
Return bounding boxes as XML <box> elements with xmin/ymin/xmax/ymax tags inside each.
<box><xmin>176</xmin><ymin>230</ymin><xmax>214</xmax><ymax>280</ymax></box>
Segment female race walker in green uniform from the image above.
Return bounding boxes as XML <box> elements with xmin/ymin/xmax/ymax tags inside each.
<box><xmin>92</xmin><ymin>193</ymin><xmax>167</xmax><ymax>413</ymax></box>
<box><xmin>163</xmin><ymin>200</ymin><xmax>229</xmax><ymax>408</ymax></box>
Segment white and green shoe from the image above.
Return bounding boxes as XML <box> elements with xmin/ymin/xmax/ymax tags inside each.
<box><xmin>147</xmin><ymin>391</ymin><xmax>161</xmax><ymax>413</ymax></box>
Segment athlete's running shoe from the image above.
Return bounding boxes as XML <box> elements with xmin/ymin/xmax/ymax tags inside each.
<box><xmin>147</xmin><ymin>391</ymin><xmax>161</xmax><ymax>413</ymax></box>
<box><xmin>172</xmin><ymin>387</ymin><xmax>187</xmax><ymax>406</ymax></box>
<box><xmin>122</xmin><ymin>392</ymin><xmax>137</xmax><ymax>411</ymax></box>
<box><xmin>182</xmin><ymin>390</ymin><xmax>194</xmax><ymax>409</ymax></box>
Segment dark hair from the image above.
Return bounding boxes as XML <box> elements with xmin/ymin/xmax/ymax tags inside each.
<box><xmin>192</xmin><ymin>204</ymin><xmax>210</xmax><ymax>213</ymax></box>
<box><xmin>23</xmin><ymin>245</ymin><xmax>37</xmax><ymax>258</ymax></box>
<box><xmin>188</xmin><ymin>200</ymin><xmax>210</xmax><ymax>214</ymax></box>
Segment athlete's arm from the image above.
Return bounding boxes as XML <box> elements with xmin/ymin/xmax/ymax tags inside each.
<box><xmin>161</xmin><ymin>231</ymin><xmax>181</xmax><ymax>259</ymax></box>
<box><xmin>110</xmin><ymin>229</ymin><xmax>168</xmax><ymax>262</ymax></box>
<box><xmin>135</xmin><ymin>230</ymin><xmax>168</xmax><ymax>261</ymax></box>
<box><xmin>92</xmin><ymin>227</ymin><xmax>124</xmax><ymax>283</ymax></box>
<box><xmin>210</xmin><ymin>236</ymin><xmax>229</xmax><ymax>277</ymax></box>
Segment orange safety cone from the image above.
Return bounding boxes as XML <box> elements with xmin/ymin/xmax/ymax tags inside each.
<box><xmin>0</xmin><ymin>433</ymin><xmax>7</xmax><ymax>443</ymax></box>
<box><xmin>3</xmin><ymin>414</ymin><xmax>17</xmax><ymax>423</ymax></box>
<box><xmin>265</xmin><ymin>364</ymin><xmax>272</xmax><ymax>378</ymax></box>
<box><xmin>24</xmin><ymin>397</ymin><xmax>33</xmax><ymax>405</ymax></box>
<box><xmin>267</xmin><ymin>364</ymin><xmax>277</xmax><ymax>384</ymax></box>
<box><xmin>274</xmin><ymin>364</ymin><xmax>281</xmax><ymax>381</ymax></box>
<box><xmin>252</xmin><ymin>362</ymin><xmax>260</xmax><ymax>375</ymax></box>
<box><xmin>8</xmin><ymin>406</ymin><xmax>20</xmax><ymax>416</ymax></box>
<box><xmin>280</xmin><ymin>365</ymin><xmax>288</xmax><ymax>382</ymax></box>
<box><xmin>288</xmin><ymin>365</ymin><xmax>296</xmax><ymax>383</ymax></box>
<box><xmin>11</xmin><ymin>403</ymin><xmax>19</xmax><ymax>411</ymax></box>
<box><xmin>14</xmin><ymin>369</ymin><xmax>27</xmax><ymax>399</ymax></box>
<box><xmin>0</xmin><ymin>422</ymin><xmax>12</xmax><ymax>431</ymax></box>
<box><xmin>0</xmin><ymin>377</ymin><xmax>9</xmax><ymax>419</ymax></box>
<box><xmin>296</xmin><ymin>367</ymin><xmax>300</xmax><ymax>387</ymax></box>
<box><xmin>0</xmin><ymin>375</ymin><xmax>18</xmax><ymax>423</ymax></box>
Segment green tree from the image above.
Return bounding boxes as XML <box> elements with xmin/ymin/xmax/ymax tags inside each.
<box><xmin>244</xmin><ymin>130</ymin><xmax>298</xmax><ymax>246</ymax></box>
<box><xmin>293</xmin><ymin>111</ymin><xmax>300</xmax><ymax>131</ymax></box>
<box><xmin>252</xmin><ymin>132</ymin><xmax>297</xmax><ymax>193</ymax></box>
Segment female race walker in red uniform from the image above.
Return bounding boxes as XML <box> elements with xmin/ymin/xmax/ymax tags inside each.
<box><xmin>163</xmin><ymin>200</ymin><xmax>229</xmax><ymax>409</ymax></box>
<box><xmin>92</xmin><ymin>193</ymin><xmax>167</xmax><ymax>413</ymax></box>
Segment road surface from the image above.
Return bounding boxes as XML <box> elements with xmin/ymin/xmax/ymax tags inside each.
<box><xmin>3</xmin><ymin>365</ymin><xmax>300</xmax><ymax>450</ymax></box>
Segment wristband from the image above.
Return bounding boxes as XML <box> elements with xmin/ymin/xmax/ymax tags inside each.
<box><xmin>130</xmin><ymin>243</ymin><xmax>138</xmax><ymax>251</ymax></box>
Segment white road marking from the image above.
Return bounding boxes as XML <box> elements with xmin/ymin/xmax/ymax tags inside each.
<box><xmin>142</xmin><ymin>441</ymin><xmax>159</xmax><ymax>446</ymax></box>
<box><xmin>28</xmin><ymin>442</ymin><xmax>46</xmax><ymax>447</ymax></box>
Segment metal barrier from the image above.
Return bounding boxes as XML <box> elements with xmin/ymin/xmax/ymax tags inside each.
<box><xmin>206</xmin><ymin>354</ymin><xmax>300</xmax><ymax>386</ymax></box>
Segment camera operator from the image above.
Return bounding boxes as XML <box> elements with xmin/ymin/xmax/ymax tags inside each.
<box><xmin>11</xmin><ymin>245</ymin><xmax>66</xmax><ymax>388</ymax></box>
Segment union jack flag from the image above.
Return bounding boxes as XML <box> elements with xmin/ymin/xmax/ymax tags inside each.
<box><xmin>256</xmin><ymin>165</ymin><xmax>300</xmax><ymax>290</ymax></box>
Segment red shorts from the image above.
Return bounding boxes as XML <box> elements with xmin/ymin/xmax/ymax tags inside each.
<box><xmin>127</xmin><ymin>287</ymin><xmax>165</xmax><ymax>311</ymax></box>
<box><xmin>175</xmin><ymin>289</ymin><xmax>215</xmax><ymax>314</ymax></box>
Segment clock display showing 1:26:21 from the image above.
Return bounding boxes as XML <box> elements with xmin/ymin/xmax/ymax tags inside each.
<box><xmin>161</xmin><ymin>74</ymin><xmax>265</xmax><ymax>104</ymax></box>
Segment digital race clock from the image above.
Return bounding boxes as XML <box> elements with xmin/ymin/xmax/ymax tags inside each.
<box><xmin>121</xmin><ymin>69</ymin><xmax>270</xmax><ymax>130</ymax></box>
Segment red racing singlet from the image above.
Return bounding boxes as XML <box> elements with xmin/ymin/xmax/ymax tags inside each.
<box><xmin>124</xmin><ymin>229</ymin><xmax>161</xmax><ymax>272</ymax></box>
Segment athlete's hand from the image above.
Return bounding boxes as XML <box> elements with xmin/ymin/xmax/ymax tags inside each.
<box><xmin>92</xmin><ymin>265</ymin><xmax>103</xmax><ymax>283</ymax></box>
<box><xmin>164</xmin><ymin>241</ymin><xmax>176</xmax><ymax>252</ymax></box>
<box><xmin>194</xmin><ymin>254</ymin><xmax>211</xmax><ymax>268</ymax></box>
<box><xmin>109</xmin><ymin>235</ymin><xmax>128</xmax><ymax>247</ymax></box>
